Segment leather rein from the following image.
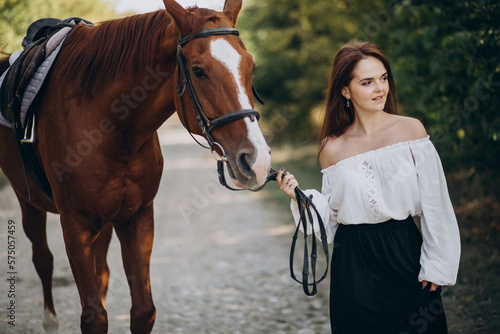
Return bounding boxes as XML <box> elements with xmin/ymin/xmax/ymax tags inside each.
<box><xmin>176</xmin><ymin>28</ymin><xmax>329</xmax><ymax>296</ymax></box>
<box><xmin>268</xmin><ymin>170</ymin><xmax>330</xmax><ymax>296</ymax></box>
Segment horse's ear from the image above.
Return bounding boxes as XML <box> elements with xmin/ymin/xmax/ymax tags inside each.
<box><xmin>223</xmin><ymin>0</ymin><xmax>242</xmax><ymax>25</ymax></box>
<box><xmin>163</xmin><ymin>0</ymin><xmax>193</xmax><ymax>35</ymax></box>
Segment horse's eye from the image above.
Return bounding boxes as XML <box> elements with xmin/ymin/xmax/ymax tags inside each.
<box><xmin>192</xmin><ymin>66</ymin><xmax>206</xmax><ymax>79</ymax></box>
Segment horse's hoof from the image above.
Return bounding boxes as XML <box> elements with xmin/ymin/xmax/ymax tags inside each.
<box><xmin>43</xmin><ymin>308</ymin><xmax>59</xmax><ymax>334</ymax></box>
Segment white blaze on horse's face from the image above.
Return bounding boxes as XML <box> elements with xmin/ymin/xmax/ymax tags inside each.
<box><xmin>210</xmin><ymin>38</ymin><xmax>271</xmax><ymax>188</ymax></box>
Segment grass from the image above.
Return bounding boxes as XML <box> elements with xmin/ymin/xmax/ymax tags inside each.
<box><xmin>261</xmin><ymin>142</ymin><xmax>500</xmax><ymax>334</ymax></box>
<box><xmin>445</xmin><ymin>173</ymin><xmax>500</xmax><ymax>333</ymax></box>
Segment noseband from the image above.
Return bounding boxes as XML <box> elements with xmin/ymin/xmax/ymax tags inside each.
<box><xmin>176</xmin><ymin>28</ymin><xmax>263</xmax><ymax>152</ymax></box>
<box><xmin>176</xmin><ymin>29</ymin><xmax>328</xmax><ymax>296</ymax></box>
<box><xmin>176</xmin><ymin>27</ymin><xmax>268</xmax><ymax>191</ymax></box>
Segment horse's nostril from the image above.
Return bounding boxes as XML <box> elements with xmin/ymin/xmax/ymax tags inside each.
<box><xmin>239</xmin><ymin>153</ymin><xmax>250</xmax><ymax>169</ymax></box>
<box><xmin>237</xmin><ymin>152</ymin><xmax>255</xmax><ymax>177</ymax></box>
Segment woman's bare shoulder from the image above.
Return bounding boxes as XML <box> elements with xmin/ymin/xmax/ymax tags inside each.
<box><xmin>319</xmin><ymin>136</ymin><xmax>345</xmax><ymax>169</ymax></box>
<box><xmin>389</xmin><ymin>115</ymin><xmax>428</xmax><ymax>141</ymax></box>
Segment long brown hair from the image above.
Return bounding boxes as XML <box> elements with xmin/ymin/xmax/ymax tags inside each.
<box><xmin>318</xmin><ymin>41</ymin><xmax>397</xmax><ymax>153</ymax></box>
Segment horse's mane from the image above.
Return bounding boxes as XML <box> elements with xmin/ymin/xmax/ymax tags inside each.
<box><xmin>58</xmin><ymin>7</ymin><xmax>221</xmax><ymax>97</ymax></box>
<box><xmin>58</xmin><ymin>11</ymin><xmax>171</xmax><ymax>96</ymax></box>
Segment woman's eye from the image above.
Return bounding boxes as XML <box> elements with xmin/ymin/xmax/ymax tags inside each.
<box><xmin>381</xmin><ymin>76</ymin><xmax>388</xmax><ymax>82</ymax></box>
<box><xmin>362</xmin><ymin>81</ymin><xmax>371</xmax><ymax>86</ymax></box>
<box><xmin>192</xmin><ymin>67</ymin><xmax>206</xmax><ymax>79</ymax></box>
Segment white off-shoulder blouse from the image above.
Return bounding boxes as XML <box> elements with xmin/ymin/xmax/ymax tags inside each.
<box><xmin>290</xmin><ymin>136</ymin><xmax>460</xmax><ymax>286</ymax></box>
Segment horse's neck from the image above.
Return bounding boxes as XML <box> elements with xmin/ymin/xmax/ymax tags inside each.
<box><xmin>108</xmin><ymin>67</ymin><xmax>177</xmax><ymax>151</ymax></box>
<box><xmin>102</xmin><ymin>18</ymin><xmax>179</xmax><ymax>149</ymax></box>
<box><xmin>55</xmin><ymin>11</ymin><xmax>180</xmax><ymax>135</ymax></box>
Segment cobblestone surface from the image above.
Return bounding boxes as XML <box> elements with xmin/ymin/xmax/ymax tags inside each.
<box><xmin>0</xmin><ymin>117</ymin><xmax>330</xmax><ymax>334</ymax></box>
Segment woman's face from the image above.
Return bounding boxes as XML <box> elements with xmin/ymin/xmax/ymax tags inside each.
<box><xmin>342</xmin><ymin>56</ymin><xmax>389</xmax><ymax>114</ymax></box>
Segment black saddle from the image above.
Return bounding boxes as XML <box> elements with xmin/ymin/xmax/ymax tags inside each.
<box><xmin>22</xmin><ymin>18</ymin><xmax>62</xmax><ymax>48</ymax></box>
<box><xmin>22</xmin><ymin>17</ymin><xmax>94</xmax><ymax>49</ymax></box>
<box><xmin>1</xmin><ymin>17</ymin><xmax>93</xmax><ymax>124</ymax></box>
<box><xmin>0</xmin><ymin>17</ymin><xmax>93</xmax><ymax>202</ymax></box>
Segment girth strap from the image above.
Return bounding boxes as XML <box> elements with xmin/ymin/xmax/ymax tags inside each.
<box><xmin>0</xmin><ymin>17</ymin><xmax>93</xmax><ymax>202</ymax></box>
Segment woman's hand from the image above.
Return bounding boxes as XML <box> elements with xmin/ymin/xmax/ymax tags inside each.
<box><xmin>422</xmin><ymin>280</ymin><xmax>439</xmax><ymax>292</ymax></box>
<box><xmin>276</xmin><ymin>168</ymin><xmax>299</xmax><ymax>200</ymax></box>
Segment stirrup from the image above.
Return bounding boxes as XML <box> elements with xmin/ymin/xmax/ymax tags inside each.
<box><xmin>21</xmin><ymin>112</ymin><xmax>36</xmax><ymax>143</ymax></box>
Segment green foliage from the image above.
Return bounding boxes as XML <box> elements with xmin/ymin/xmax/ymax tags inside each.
<box><xmin>0</xmin><ymin>0</ymin><xmax>116</xmax><ymax>53</ymax></box>
<box><xmin>377</xmin><ymin>0</ymin><xmax>500</xmax><ymax>180</ymax></box>
<box><xmin>240</xmin><ymin>0</ymin><xmax>499</xmax><ymax>182</ymax></box>
<box><xmin>239</xmin><ymin>0</ymin><xmax>389</xmax><ymax>142</ymax></box>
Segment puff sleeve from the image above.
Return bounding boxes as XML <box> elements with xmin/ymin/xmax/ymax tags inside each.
<box><xmin>410</xmin><ymin>139</ymin><xmax>461</xmax><ymax>286</ymax></box>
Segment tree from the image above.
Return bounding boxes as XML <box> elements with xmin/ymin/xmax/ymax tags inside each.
<box><xmin>239</xmin><ymin>0</ymin><xmax>390</xmax><ymax>142</ymax></box>
<box><xmin>0</xmin><ymin>0</ymin><xmax>116</xmax><ymax>53</ymax></box>
<box><xmin>240</xmin><ymin>0</ymin><xmax>499</xmax><ymax>182</ymax></box>
<box><xmin>377</xmin><ymin>0</ymin><xmax>500</xmax><ymax>180</ymax></box>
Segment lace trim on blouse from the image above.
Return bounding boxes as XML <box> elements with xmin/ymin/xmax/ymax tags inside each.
<box><xmin>360</xmin><ymin>160</ymin><xmax>382</xmax><ymax>220</ymax></box>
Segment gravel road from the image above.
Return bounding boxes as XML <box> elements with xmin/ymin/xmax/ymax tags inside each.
<box><xmin>0</xmin><ymin>117</ymin><xmax>330</xmax><ymax>334</ymax></box>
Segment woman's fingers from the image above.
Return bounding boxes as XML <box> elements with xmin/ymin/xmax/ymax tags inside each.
<box><xmin>276</xmin><ymin>168</ymin><xmax>285</xmax><ymax>185</ymax></box>
<box><xmin>422</xmin><ymin>280</ymin><xmax>439</xmax><ymax>292</ymax></box>
<box><xmin>276</xmin><ymin>169</ymin><xmax>299</xmax><ymax>199</ymax></box>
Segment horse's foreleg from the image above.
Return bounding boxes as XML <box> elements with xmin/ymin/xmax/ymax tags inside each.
<box><xmin>114</xmin><ymin>205</ymin><xmax>156</xmax><ymax>334</ymax></box>
<box><xmin>95</xmin><ymin>222</ymin><xmax>113</xmax><ymax>308</ymax></box>
<box><xmin>18</xmin><ymin>198</ymin><xmax>59</xmax><ymax>334</ymax></box>
<box><xmin>60</xmin><ymin>213</ymin><xmax>108</xmax><ymax>334</ymax></box>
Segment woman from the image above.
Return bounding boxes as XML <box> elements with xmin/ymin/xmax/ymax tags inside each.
<box><xmin>276</xmin><ymin>41</ymin><xmax>460</xmax><ymax>333</ymax></box>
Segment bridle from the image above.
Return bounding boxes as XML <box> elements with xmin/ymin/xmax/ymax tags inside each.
<box><xmin>176</xmin><ymin>27</ymin><xmax>268</xmax><ymax>191</ymax></box>
<box><xmin>176</xmin><ymin>28</ymin><xmax>329</xmax><ymax>296</ymax></box>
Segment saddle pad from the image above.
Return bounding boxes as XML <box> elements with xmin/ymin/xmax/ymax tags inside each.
<box><xmin>0</xmin><ymin>26</ymin><xmax>72</xmax><ymax>129</ymax></box>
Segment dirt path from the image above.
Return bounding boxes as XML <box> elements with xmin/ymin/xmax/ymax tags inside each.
<box><xmin>0</xmin><ymin>117</ymin><xmax>330</xmax><ymax>334</ymax></box>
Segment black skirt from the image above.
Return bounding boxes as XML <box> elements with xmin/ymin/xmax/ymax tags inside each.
<box><xmin>330</xmin><ymin>216</ymin><xmax>448</xmax><ymax>334</ymax></box>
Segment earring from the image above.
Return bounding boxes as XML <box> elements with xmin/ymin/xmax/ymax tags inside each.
<box><xmin>346</xmin><ymin>99</ymin><xmax>350</xmax><ymax>108</ymax></box>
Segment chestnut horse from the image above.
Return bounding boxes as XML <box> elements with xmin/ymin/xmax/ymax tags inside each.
<box><xmin>0</xmin><ymin>0</ymin><xmax>271</xmax><ymax>333</ymax></box>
